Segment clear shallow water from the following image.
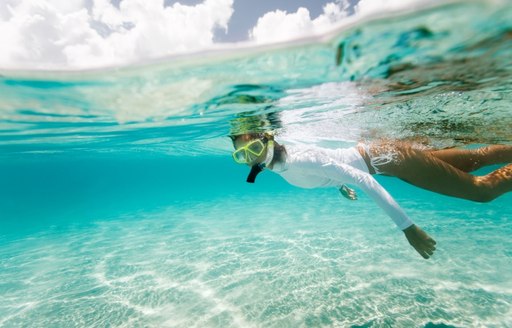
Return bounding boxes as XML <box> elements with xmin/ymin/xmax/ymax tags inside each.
<box><xmin>1</xmin><ymin>1</ymin><xmax>512</xmax><ymax>327</ymax></box>
<box><xmin>1</xmin><ymin>170</ymin><xmax>511</xmax><ymax>327</ymax></box>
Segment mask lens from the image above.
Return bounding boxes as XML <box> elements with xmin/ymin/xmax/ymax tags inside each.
<box><xmin>247</xmin><ymin>140</ymin><xmax>264</xmax><ymax>155</ymax></box>
<box><xmin>233</xmin><ymin>149</ymin><xmax>248</xmax><ymax>163</ymax></box>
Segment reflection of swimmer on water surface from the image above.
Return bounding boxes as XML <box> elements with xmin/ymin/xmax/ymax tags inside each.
<box><xmin>336</xmin><ymin>27</ymin><xmax>512</xmax><ymax>95</ymax></box>
<box><xmin>229</xmin><ymin>125</ymin><xmax>512</xmax><ymax>259</ymax></box>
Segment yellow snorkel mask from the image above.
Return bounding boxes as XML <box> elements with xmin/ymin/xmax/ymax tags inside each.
<box><xmin>232</xmin><ymin>136</ymin><xmax>275</xmax><ymax>183</ymax></box>
<box><xmin>232</xmin><ymin>139</ymin><xmax>265</xmax><ymax>164</ymax></box>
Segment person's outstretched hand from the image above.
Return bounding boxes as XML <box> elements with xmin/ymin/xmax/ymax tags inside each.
<box><xmin>403</xmin><ymin>224</ymin><xmax>437</xmax><ymax>259</ymax></box>
<box><xmin>339</xmin><ymin>185</ymin><xmax>358</xmax><ymax>200</ymax></box>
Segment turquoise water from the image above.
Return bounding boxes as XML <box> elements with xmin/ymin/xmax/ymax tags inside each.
<box><xmin>1</xmin><ymin>1</ymin><xmax>512</xmax><ymax>327</ymax></box>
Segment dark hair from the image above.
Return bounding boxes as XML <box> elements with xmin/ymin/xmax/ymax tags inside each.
<box><xmin>228</xmin><ymin>111</ymin><xmax>281</xmax><ymax>143</ymax></box>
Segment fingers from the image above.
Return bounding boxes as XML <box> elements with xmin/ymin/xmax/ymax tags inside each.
<box><xmin>426</xmin><ymin>239</ymin><xmax>436</xmax><ymax>251</ymax></box>
<box><xmin>416</xmin><ymin>247</ymin><xmax>430</xmax><ymax>259</ymax></box>
<box><xmin>416</xmin><ymin>241</ymin><xmax>436</xmax><ymax>259</ymax></box>
<box><xmin>418</xmin><ymin>243</ymin><xmax>432</xmax><ymax>259</ymax></box>
<box><xmin>340</xmin><ymin>185</ymin><xmax>358</xmax><ymax>200</ymax></box>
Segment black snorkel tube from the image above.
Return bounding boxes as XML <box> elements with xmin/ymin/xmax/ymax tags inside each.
<box><xmin>246</xmin><ymin>163</ymin><xmax>265</xmax><ymax>183</ymax></box>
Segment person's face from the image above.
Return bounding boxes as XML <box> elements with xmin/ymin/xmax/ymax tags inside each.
<box><xmin>233</xmin><ymin>135</ymin><xmax>267</xmax><ymax>166</ymax></box>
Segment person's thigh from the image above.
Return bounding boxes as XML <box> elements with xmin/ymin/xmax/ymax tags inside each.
<box><xmin>371</xmin><ymin>145</ymin><xmax>486</xmax><ymax>201</ymax></box>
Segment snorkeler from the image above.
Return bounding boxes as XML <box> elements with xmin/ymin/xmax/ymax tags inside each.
<box><xmin>230</xmin><ymin>133</ymin><xmax>512</xmax><ymax>259</ymax></box>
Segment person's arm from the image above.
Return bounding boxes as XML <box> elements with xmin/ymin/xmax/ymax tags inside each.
<box><xmin>318</xmin><ymin>161</ymin><xmax>436</xmax><ymax>258</ymax></box>
<box><xmin>320</xmin><ymin>161</ymin><xmax>413</xmax><ymax>229</ymax></box>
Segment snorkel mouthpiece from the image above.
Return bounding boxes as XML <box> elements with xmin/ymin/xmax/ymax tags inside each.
<box><xmin>246</xmin><ymin>163</ymin><xmax>264</xmax><ymax>183</ymax></box>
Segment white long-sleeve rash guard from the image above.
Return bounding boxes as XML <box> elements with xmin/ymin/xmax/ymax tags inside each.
<box><xmin>270</xmin><ymin>144</ymin><xmax>414</xmax><ymax>230</ymax></box>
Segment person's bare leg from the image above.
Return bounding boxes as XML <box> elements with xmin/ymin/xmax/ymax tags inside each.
<box><xmin>428</xmin><ymin>145</ymin><xmax>512</xmax><ymax>172</ymax></box>
<box><xmin>371</xmin><ymin>145</ymin><xmax>512</xmax><ymax>202</ymax></box>
<box><xmin>477</xmin><ymin>163</ymin><xmax>512</xmax><ymax>199</ymax></box>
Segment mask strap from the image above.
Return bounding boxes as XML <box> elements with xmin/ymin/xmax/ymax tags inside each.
<box><xmin>263</xmin><ymin>140</ymin><xmax>274</xmax><ymax>167</ymax></box>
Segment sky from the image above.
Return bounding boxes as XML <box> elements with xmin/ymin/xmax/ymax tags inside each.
<box><xmin>0</xmin><ymin>0</ymin><xmax>415</xmax><ymax>70</ymax></box>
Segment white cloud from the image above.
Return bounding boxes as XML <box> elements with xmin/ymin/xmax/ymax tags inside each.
<box><xmin>0</xmin><ymin>0</ymin><xmax>234</xmax><ymax>69</ymax></box>
<box><xmin>0</xmin><ymin>0</ymin><xmax>431</xmax><ymax>70</ymax></box>
<box><xmin>248</xmin><ymin>0</ymin><xmax>433</xmax><ymax>44</ymax></box>
<box><xmin>249</xmin><ymin>1</ymin><xmax>350</xmax><ymax>44</ymax></box>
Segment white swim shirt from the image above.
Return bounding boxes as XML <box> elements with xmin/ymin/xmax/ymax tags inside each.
<box><xmin>270</xmin><ymin>144</ymin><xmax>414</xmax><ymax>230</ymax></box>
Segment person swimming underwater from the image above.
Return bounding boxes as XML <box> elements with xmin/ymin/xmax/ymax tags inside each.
<box><xmin>230</xmin><ymin>132</ymin><xmax>512</xmax><ymax>259</ymax></box>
